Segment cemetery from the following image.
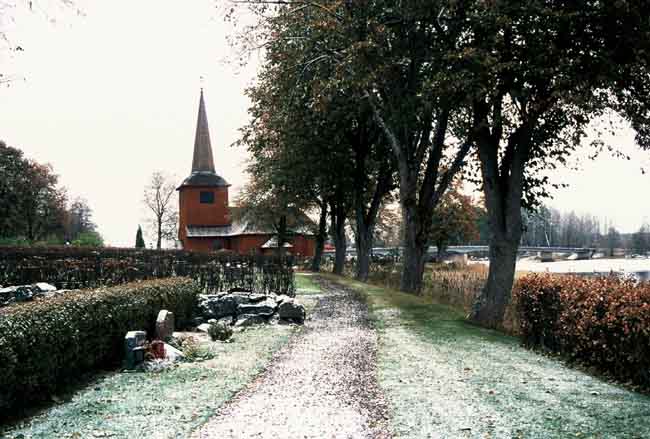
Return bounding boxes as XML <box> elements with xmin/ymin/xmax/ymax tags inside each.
<box><xmin>2</xmin><ymin>1</ymin><xmax>650</xmax><ymax>437</ymax></box>
<box><xmin>0</xmin><ymin>250</ymin><xmax>305</xmax><ymax>414</ymax></box>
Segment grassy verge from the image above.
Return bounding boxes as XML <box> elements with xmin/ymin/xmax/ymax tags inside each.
<box><xmin>294</xmin><ymin>271</ymin><xmax>322</xmax><ymax>296</ymax></box>
<box><xmin>323</xmin><ymin>274</ymin><xmax>650</xmax><ymax>439</ymax></box>
<box><xmin>1</xmin><ymin>279</ymin><xmax>320</xmax><ymax>439</ymax></box>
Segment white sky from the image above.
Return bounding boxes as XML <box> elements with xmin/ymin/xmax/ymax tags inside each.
<box><xmin>1</xmin><ymin>1</ymin><xmax>649</xmax><ymax>246</ymax></box>
<box><xmin>1</xmin><ymin>0</ymin><xmax>259</xmax><ymax>247</ymax></box>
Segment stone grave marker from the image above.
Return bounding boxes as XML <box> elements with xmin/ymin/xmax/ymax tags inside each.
<box><xmin>124</xmin><ymin>330</ymin><xmax>146</xmax><ymax>370</ymax></box>
<box><xmin>155</xmin><ymin>310</ymin><xmax>175</xmax><ymax>340</ymax></box>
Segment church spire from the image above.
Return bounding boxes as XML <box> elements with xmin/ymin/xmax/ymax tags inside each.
<box><xmin>191</xmin><ymin>89</ymin><xmax>216</xmax><ymax>174</ymax></box>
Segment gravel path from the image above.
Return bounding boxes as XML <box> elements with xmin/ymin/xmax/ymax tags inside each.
<box><xmin>191</xmin><ymin>277</ymin><xmax>391</xmax><ymax>439</ymax></box>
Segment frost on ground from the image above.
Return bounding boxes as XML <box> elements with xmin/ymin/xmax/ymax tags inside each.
<box><xmin>359</xmin><ymin>280</ymin><xmax>650</xmax><ymax>439</ymax></box>
<box><xmin>192</xmin><ymin>278</ymin><xmax>391</xmax><ymax>439</ymax></box>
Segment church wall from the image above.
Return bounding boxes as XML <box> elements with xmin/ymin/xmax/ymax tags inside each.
<box><xmin>179</xmin><ymin>186</ymin><xmax>230</xmax><ymax>227</ymax></box>
<box><xmin>182</xmin><ymin>237</ymin><xmax>231</xmax><ymax>252</ymax></box>
<box><xmin>292</xmin><ymin>235</ymin><xmax>316</xmax><ymax>257</ymax></box>
<box><xmin>181</xmin><ymin>233</ymin><xmax>316</xmax><ymax>256</ymax></box>
<box><xmin>231</xmin><ymin>234</ymin><xmax>271</xmax><ymax>255</ymax></box>
<box><xmin>178</xmin><ymin>186</ymin><xmax>230</xmax><ymax>248</ymax></box>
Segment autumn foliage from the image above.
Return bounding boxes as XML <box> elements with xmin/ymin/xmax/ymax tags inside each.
<box><xmin>514</xmin><ymin>273</ymin><xmax>650</xmax><ymax>387</ymax></box>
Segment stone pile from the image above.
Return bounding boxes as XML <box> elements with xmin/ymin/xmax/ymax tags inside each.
<box><xmin>0</xmin><ymin>282</ymin><xmax>59</xmax><ymax>307</ymax></box>
<box><xmin>196</xmin><ymin>289</ymin><xmax>306</xmax><ymax>329</ymax></box>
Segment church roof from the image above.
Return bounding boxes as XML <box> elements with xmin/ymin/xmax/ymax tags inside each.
<box><xmin>179</xmin><ymin>89</ymin><xmax>230</xmax><ymax>189</ymax></box>
<box><xmin>192</xmin><ymin>89</ymin><xmax>215</xmax><ymax>173</ymax></box>
<box><xmin>185</xmin><ymin>207</ymin><xmax>316</xmax><ymax>238</ymax></box>
<box><xmin>261</xmin><ymin>236</ymin><xmax>294</xmax><ymax>249</ymax></box>
<box><xmin>179</xmin><ymin>171</ymin><xmax>230</xmax><ymax>188</ymax></box>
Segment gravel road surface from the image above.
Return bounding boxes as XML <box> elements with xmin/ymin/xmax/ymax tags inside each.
<box><xmin>191</xmin><ymin>277</ymin><xmax>391</xmax><ymax>439</ymax></box>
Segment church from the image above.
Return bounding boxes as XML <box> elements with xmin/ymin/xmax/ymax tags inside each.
<box><xmin>177</xmin><ymin>90</ymin><xmax>316</xmax><ymax>256</ymax></box>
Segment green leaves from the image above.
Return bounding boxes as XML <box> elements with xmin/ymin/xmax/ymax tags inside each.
<box><xmin>0</xmin><ymin>278</ymin><xmax>199</xmax><ymax>412</ymax></box>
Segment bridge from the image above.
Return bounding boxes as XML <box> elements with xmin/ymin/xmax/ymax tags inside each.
<box><xmin>442</xmin><ymin>246</ymin><xmax>597</xmax><ymax>261</ymax></box>
<box><xmin>324</xmin><ymin>246</ymin><xmax>599</xmax><ymax>261</ymax></box>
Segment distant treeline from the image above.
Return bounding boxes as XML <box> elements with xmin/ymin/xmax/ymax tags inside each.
<box><xmin>519</xmin><ymin>205</ymin><xmax>650</xmax><ymax>253</ymax></box>
<box><xmin>0</xmin><ymin>141</ymin><xmax>103</xmax><ymax>246</ymax></box>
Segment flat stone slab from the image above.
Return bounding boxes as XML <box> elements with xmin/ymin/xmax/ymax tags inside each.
<box><xmin>237</xmin><ymin>299</ymin><xmax>277</xmax><ymax>316</ymax></box>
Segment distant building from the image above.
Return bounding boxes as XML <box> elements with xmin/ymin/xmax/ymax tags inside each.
<box><xmin>177</xmin><ymin>90</ymin><xmax>315</xmax><ymax>255</ymax></box>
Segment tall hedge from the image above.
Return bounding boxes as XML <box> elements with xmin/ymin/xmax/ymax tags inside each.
<box><xmin>0</xmin><ymin>278</ymin><xmax>199</xmax><ymax>410</ymax></box>
<box><xmin>514</xmin><ymin>273</ymin><xmax>650</xmax><ymax>388</ymax></box>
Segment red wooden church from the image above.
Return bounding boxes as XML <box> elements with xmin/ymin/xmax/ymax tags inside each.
<box><xmin>177</xmin><ymin>90</ymin><xmax>316</xmax><ymax>256</ymax></box>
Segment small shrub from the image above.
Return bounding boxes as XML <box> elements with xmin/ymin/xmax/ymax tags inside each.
<box><xmin>514</xmin><ymin>273</ymin><xmax>650</xmax><ymax>388</ymax></box>
<box><xmin>0</xmin><ymin>277</ymin><xmax>199</xmax><ymax>412</ymax></box>
<box><xmin>174</xmin><ymin>335</ymin><xmax>215</xmax><ymax>362</ymax></box>
<box><xmin>362</xmin><ymin>261</ymin><xmax>487</xmax><ymax>312</ymax></box>
<box><xmin>208</xmin><ymin>322</ymin><xmax>233</xmax><ymax>341</ymax></box>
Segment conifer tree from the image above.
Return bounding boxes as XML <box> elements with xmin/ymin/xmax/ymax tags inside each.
<box><xmin>135</xmin><ymin>225</ymin><xmax>145</xmax><ymax>249</ymax></box>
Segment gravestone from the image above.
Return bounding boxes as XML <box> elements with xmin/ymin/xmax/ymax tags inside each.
<box><xmin>124</xmin><ymin>330</ymin><xmax>146</xmax><ymax>370</ymax></box>
<box><xmin>155</xmin><ymin>310</ymin><xmax>174</xmax><ymax>340</ymax></box>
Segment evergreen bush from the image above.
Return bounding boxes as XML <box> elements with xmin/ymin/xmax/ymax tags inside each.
<box><xmin>0</xmin><ymin>277</ymin><xmax>198</xmax><ymax>411</ymax></box>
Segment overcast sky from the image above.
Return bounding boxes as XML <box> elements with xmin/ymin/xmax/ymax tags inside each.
<box><xmin>1</xmin><ymin>0</ymin><xmax>649</xmax><ymax>247</ymax></box>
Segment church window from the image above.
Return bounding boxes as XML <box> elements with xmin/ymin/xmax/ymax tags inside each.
<box><xmin>200</xmin><ymin>191</ymin><xmax>214</xmax><ymax>204</ymax></box>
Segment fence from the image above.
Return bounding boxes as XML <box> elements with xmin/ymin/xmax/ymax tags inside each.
<box><xmin>0</xmin><ymin>247</ymin><xmax>295</xmax><ymax>295</ymax></box>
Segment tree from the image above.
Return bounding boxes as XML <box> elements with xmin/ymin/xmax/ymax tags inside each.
<box><xmin>19</xmin><ymin>159</ymin><xmax>67</xmax><ymax>241</ymax></box>
<box><xmin>430</xmin><ymin>183</ymin><xmax>481</xmax><ymax>259</ymax></box>
<box><xmin>235</xmin><ymin>6</ymin><xmax>396</xmax><ymax>275</ymax></box>
<box><xmin>0</xmin><ymin>141</ymin><xmax>30</xmax><ymax>237</ymax></box>
<box><xmin>605</xmin><ymin>227</ymin><xmax>622</xmax><ymax>257</ymax></box>
<box><xmin>64</xmin><ymin>197</ymin><xmax>96</xmax><ymax>242</ymax></box>
<box><xmin>0</xmin><ymin>141</ymin><xmax>101</xmax><ymax>245</ymax></box>
<box><xmin>358</xmin><ymin>3</ymin><xmax>472</xmax><ymax>292</ymax></box>
<box><xmin>631</xmin><ymin>223</ymin><xmax>650</xmax><ymax>255</ymax></box>
<box><xmin>235</xmin><ymin>176</ymin><xmax>310</xmax><ymax>256</ymax></box>
<box><xmin>459</xmin><ymin>1</ymin><xmax>650</xmax><ymax>328</ymax></box>
<box><xmin>71</xmin><ymin>231</ymin><xmax>103</xmax><ymax>247</ymax></box>
<box><xmin>143</xmin><ymin>171</ymin><xmax>178</xmax><ymax>250</ymax></box>
<box><xmin>135</xmin><ymin>225</ymin><xmax>145</xmax><ymax>249</ymax></box>
<box><xmin>229</xmin><ymin>1</ymin><xmax>469</xmax><ymax>291</ymax></box>
<box><xmin>371</xmin><ymin>203</ymin><xmax>402</xmax><ymax>248</ymax></box>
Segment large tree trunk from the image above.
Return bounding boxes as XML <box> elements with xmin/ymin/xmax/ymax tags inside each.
<box><xmin>311</xmin><ymin>201</ymin><xmax>328</xmax><ymax>272</ymax></box>
<box><xmin>332</xmin><ymin>220</ymin><xmax>347</xmax><ymax>275</ymax></box>
<box><xmin>330</xmin><ymin>200</ymin><xmax>348</xmax><ymax>275</ymax></box>
<box><xmin>436</xmin><ymin>240</ymin><xmax>447</xmax><ymax>263</ymax></box>
<box><xmin>349</xmin><ymin>113</ymin><xmax>394</xmax><ymax>283</ymax></box>
<box><xmin>370</xmin><ymin>101</ymin><xmax>469</xmax><ymax>295</ymax></box>
<box><xmin>399</xmin><ymin>201</ymin><xmax>428</xmax><ymax>293</ymax></box>
<box><xmin>354</xmin><ymin>219</ymin><xmax>373</xmax><ymax>281</ymax></box>
<box><xmin>276</xmin><ymin>215</ymin><xmax>288</xmax><ymax>257</ymax></box>
<box><xmin>469</xmin><ymin>114</ymin><xmax>530</xmax><ymax>328</ymax></box>
<box><xmin>353</xmin><ymin>167</ymin><xmax>390</xmax><ymax>282</ymax></box>
<box><xmin>470</xmin><ymin>238</ymin><xmax>519</xmax><ymax>328</ymax></box>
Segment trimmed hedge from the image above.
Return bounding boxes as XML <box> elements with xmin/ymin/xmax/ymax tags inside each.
<box><xmin>514</xmin><ymin>273</ymin><xmax>650</xmax><ymax>387</ymax></box>
<box><xmin>0</xmin><ymin>277</ymin><xmax>199</xmax><ymax>410</ymax></box>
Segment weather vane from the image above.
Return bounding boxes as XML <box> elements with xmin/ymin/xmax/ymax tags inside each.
<box><xmin>200</xmin><ymin>75</ymin><xmax>205</xmax><ymax>91</ymax></box>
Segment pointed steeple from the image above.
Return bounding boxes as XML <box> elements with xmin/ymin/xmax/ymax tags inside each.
<box><xmin>191</xmin><ymin>89</ymin><xmax>216</xmax><ymax>174</ymax></box>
